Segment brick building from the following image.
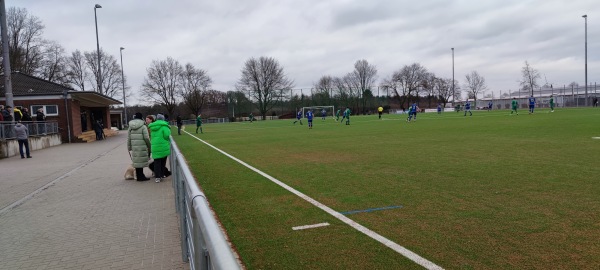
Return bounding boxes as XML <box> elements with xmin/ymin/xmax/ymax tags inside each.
<box><xmin>1</xmin><ymin>72</ymin><xmax>121</xmax><ymax>143</ymax></box>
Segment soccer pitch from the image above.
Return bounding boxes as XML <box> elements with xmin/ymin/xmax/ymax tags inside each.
<box><xmin>173</xmin><ymin>108</ymin><xmax>600</xmax><ymax>269</ymax></box>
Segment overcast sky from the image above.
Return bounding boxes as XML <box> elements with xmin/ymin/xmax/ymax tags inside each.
<box><xmin>13</xmin><ymin>0</ymin><xmax>600</xmax><ymax>104</ymax></box>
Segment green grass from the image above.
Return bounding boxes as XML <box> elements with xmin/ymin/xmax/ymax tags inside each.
<box><xmin>173</xmin><ymin>108</ymin><xmax>600</xmax><ymax>269</ymax></box>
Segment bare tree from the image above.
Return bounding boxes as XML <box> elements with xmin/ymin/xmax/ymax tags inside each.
<box><xmin>464</xmin><ymin>70</ymin><xmax>487</xmax><ymax>103</ymax></box>
<box><xmin>83</xmin><ymin>49</ymin><xmax>124</xmax><ymax>97</ymax></box>
<box><xmin>204</xmin><ymin>90</ymin><xmax>227</xmax><ymax>104</ymax></box>
<box><xmin>65</xmin><ymin>50</ymin><xmax>88</xmax><ymax>91</ymax></box>
<box><xmin>421</xmin><ymin>72</ymin><xmax>437</xmax><ymax>107</ymax></box>
<box><xmin>4</xmin><ymin>7</ymin><xmax>45</xmax><ymax>75</ymax></box>
<box><xmin>100</xmin><ymin>54</ymin><xmax>126</xmax><ymax>98</ymax></box>
<box><xmin>452</xmin><ymin>79</ymin><xmax>462</xmax><ymax>101</ymax></box>
<box><xmin>227</xmin><ymin>90</ymin><xmax>252</xmax><ymax>118</ymax></box>
<box><xmin>434</xmin><ymin>77</ymin><xmax>454</xmax><ymax>107</ymax></box>
<box><xmin>332</xmin><ymin>73</ymin><xmax>361</xmax><ymax>110</ymax></box>
<box><xmin>140</xmin><ymin>57</ymin><xmax>183</xmax><ymax>117</ymax></box>
<box><xmin>352</xmin><ymin>59</ymin><xmax>378</xmax><ymax>113</ymax></box>
<box><xmin>38</xmin><ymin>40</ymin><xmax>67</xmax><ymax>85</ymax></box>
<box><xmin>180</xmin><ymin>63</ymin><xmax>212</xmax><ymax>115</ymax></box>
<box><xmin>237</xmin><ymin>56</ymin><xmax>294</xmax><ymax>119</ymax></box>
<box><xmin>388</xmin><ymin>63</ymin><xmax>428</xmax><ymax>108</ymax></box>
<box><xmin>520</xmin><ymin>61</ymin><xmax>541</xmax><ymax>96</ymax></box>
<box><xmin>313</xmin><ymin>75</ymin><xmax>335</xmax><ymax>104</ymax></box>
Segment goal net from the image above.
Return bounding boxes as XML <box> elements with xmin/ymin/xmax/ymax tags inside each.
<box><xmin>301</xmin><ymin>106</ymin><xmax>335</xmax><ymax>119</ymax></box>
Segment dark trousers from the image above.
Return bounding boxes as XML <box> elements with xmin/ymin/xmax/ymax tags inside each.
<box><xmin>154</xmin><ymin>157</ymin><xmax>167</xmax><ymax>178</ymax></box>
<box><xmin>135</xmin><ymin>168</ymin><xmax>147</xmax><ymax>180</ymax></box>
<box><xmin>177</xmin><ymin>125</ymin><xmax>182</xmax><ymax>135</ymax></box>
<box><xmin>18</xmin><ymin>139</ymin><xmax>30</xmax><ymax>158</ymax></box>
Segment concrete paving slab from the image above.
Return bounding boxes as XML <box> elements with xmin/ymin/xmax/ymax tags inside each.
<box><xmin>0</xmin><ymin>132</ymin><xmax>189</xmax><ymax>269</ymax></box>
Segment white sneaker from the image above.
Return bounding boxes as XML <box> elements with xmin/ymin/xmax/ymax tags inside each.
<box><xmin>155</xmin><ymin>178</ymin><xmax>161</xmax><ymax>183</ymax></box>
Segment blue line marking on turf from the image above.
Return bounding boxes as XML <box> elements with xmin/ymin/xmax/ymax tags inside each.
<box><xmin>340</xmin><ymin>205</ymin><xmax>403</xmax><ymax>215</ymax></box>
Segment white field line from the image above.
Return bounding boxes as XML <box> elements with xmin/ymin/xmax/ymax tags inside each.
<box><xmin>592</xmin><ymin>137</ymin><xmax>600</xmax><ymax>139</ymax></box>
<box><xmin>292</xmin><ymin>222</ymin><xmax>330</xmax><ymax>231</ymax></box>
<box><xmin>184</xmin><ymin>130</ymin><xmax>443</xmax><ymax>270</ymax></box>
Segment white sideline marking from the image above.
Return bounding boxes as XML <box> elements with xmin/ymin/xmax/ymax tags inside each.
<box><xmin>592</xmin><ymin>137</ymin><xmax>600</xmax><ymax>139</ymax></box>
<box><xmin>292</xmin><ymin>222</ymin><xmax>330</xmax><ymax>231</ymax></box>
<box><xmin>184</xmin><ymin>130</ymin><xmax>443</xmax><ymax>270</ymax></box>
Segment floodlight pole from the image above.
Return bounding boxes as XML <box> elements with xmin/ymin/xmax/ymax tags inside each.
<box><xmin>94</xmin><ymin>4</ymin><xmax>102</xmax><ymax>94</ymax></box>
<box><xmin>0</xmin><ymin>0</ymin><xmax>14</xmax><ymax>119</ymax></box>
<box><xmin>583</xmin><ymin>15</ymin><xmax>588</xmax><ymax>106</ymax></box>
<box><xmin>452</xmin><ymin>48</ymin><xmax>455</xmax><ymax>103</ymax></box>
<box><xmin>119</xmin><ymin>47</ymin><xmax>128</xmax><ymax>127</ymax></box>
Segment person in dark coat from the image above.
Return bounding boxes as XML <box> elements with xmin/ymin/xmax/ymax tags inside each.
<box><xmin>21</xmin><ymin>108</ymin><xmax>32</xmax><ymax>121</ymax></box>
<box><xmin>2</xmin><ymin>105</ymin><xmax>12</xmax><ymax>121</ymax></box>
<box><xmin>176</xmin><ymin>115</ymin><xmax>182</xmax><ymax>135</ymax></box>
<box><xmin>36</xmin><ymin>108</ymin><xmax>46</xmax><ymax>122</ymax></box>
<box><xmin>94</xmin><ymin>120</ymin><xmax>103</xmax><ymax>140</ymax></box>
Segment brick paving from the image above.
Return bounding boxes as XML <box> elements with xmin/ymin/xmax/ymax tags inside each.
<box><xmin>0</xmin><ymin>132</ymin><xmax>189</xmax><ymax>270</ymax></box>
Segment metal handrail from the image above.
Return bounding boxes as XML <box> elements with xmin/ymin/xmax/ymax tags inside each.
<box><xmin>170</xmin><ymin>137</ymin><xmax>241</xmax><ymax>270</ymax></box>
<box><xmin>0</xmin><ymin>121</ymin><xmax>59</xmax><ymax>139</ymax></box>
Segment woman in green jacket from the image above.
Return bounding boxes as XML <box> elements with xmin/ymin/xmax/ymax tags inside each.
<box><xmin>127</xmin><ymin>112</ymin><xmax>151</xmax><ymax>181</ymax></box>
<box><xmin>148</xmin><ymin>114</ymin><xmax>171</xmax><ymax>183</ymax></box>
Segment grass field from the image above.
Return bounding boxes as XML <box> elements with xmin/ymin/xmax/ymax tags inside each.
<box><xmin>172</xmin><ymin>108</ymin><xmax>600</xmax><ymax>269</ymax></box>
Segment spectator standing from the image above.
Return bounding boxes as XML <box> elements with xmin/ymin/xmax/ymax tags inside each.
<box><xmin>36</xmin><ymin>108</ymin><xmax>46</xmax><ymax>121</ymax></box>
<box><xmin>13</xmin><ymin>107</ymin><xmax>23</xmax><ymax>121</ymax></box>
<box><xmin>148</xmin><ymin>114</ymin><xmax>171</xmax><ymax>183</ymax></box>
<box><xmin>36</xmin><ymin>108</ymin><xmax>46</xmax><ymax>134</ymax></box>
<box><xmin>93</xmin><ymin>120</ymin><xmax>103</xmax><ymax>140</ymax></box>
<box><xmin>2</xmin><ymin>105</ymin><xmax>13</xmax><ymax>121</ymax></box>
<box><xmin>14</xmin><ymin>120</ymin><xmax>32</xmax><ymax>158</ymax></box>
<box><xmin>0</xmin><ymin>105</ymin><xmax>4</xmax><ymax>121</ymax></box>
<box><xmin>176</xmin><ymin>115</ymin><xmax>182</xmax><ymax>135</ymax></box>
<box><xmin>127</xmin><ymin>112</ymin><xmax>151</xmax><ymax>181</ymax></box>
<box><xmin>21</xmin><ymin>108</ymin><xmax>32</xmax><ymax>121</ymax></box>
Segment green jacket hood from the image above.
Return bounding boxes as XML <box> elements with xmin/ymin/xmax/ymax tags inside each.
<box><xmin>148</xmin><ymin>120</ymin><xmax>169</xmax><ymax>131</ymax></box>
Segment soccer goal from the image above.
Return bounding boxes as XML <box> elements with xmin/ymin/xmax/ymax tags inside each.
<box><xmin>301</xmin><ymin>106</ymin><xmax>335</xmax><ymax>119</ymax></box>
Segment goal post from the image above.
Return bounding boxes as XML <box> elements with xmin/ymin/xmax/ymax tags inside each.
<box><xmin>301</xmin><ymin>106</ymin><xmax>335</xmax><ymax>119</ymax></box>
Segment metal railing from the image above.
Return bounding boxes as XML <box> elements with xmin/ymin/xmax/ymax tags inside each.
<box><xmin>0</xmin><ymin>121</ymin><xmax>59</xmax><ymax>139</ymax></box>
<box><xmin>170</xmin><ymin>137</ymin><xmax>241</xmax><ymax>270</ymax></box>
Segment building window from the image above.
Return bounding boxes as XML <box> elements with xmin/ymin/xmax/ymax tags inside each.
<box><xmin>31</xmin><ymin>105</ymin><xmax>59</xmax><ymax>116</ymax></box>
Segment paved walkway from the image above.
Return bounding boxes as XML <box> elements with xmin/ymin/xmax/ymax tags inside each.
<box><xmin>0</xmin><ymin>132</ymin><xmax>189</xmax><ymax>270</ymax></box>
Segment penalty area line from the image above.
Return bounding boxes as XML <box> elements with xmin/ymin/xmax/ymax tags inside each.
<box><xmin>183</xmin><ymin>130</ymin><xmax>443</xmax><ymax>270</ymax></box>
<box><xmin>293</xmin><ymin>222</ymin><xmax>330</xmax><ymax>231</ymax></box>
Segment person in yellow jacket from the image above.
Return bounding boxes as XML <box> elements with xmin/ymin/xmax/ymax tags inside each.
<box><xmin>13</xmin><ymin>107</ymin><xmax>23</xmax><ymax>121</ymax></box>
<box><xmin>377</xmin><ymin>106</ymin><xmax>383</xmax><ymax>119</ymax></box>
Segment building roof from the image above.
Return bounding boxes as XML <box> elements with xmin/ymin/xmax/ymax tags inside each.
<box><xmin>0</xmin><ymin>71</ymin><xmax>73</xmax><ymax>96</ymax></box>
<box><xmin>0</xmin><ymin>72</ymin><xmax>121</xmax><ymax>106</ymax></box>
<box><xmin>70</xmin><ymin>91</ymin><xmax>122</xmax><ymax>106</ymax></box>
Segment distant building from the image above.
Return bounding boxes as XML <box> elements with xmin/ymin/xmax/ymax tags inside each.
<box><xmin>477</xmin><ymin>84</ymin><xmax>599</xmax><ymax>109</ymax></box>
<box><xmin>1</xmin><ymin>72</ymin><xmax>122</xmax><ymax>142</ymax></box>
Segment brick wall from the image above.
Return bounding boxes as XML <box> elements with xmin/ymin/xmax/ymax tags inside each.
<box><xmin>8</xmin><ymin>97</ymin><xmax>113</xmax><ymax>143</ymax></box>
